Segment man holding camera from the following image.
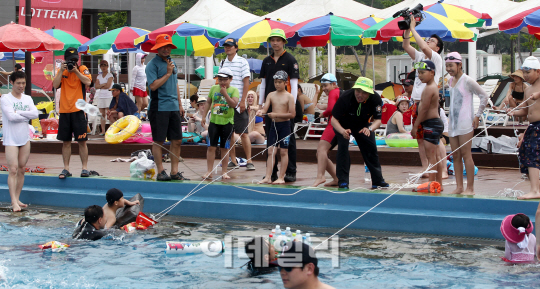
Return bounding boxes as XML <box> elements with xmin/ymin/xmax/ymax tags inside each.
<box><xmin>402</xmin><ymin>15</ymin><xmax>443</xmax><ymax>174</ymax></box>
<box><xmin>53</xmin><ymin>47</ymin><xmax>92</xmax><ymax>179</ymax></box>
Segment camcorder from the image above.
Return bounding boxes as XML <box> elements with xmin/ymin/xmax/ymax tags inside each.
<box><xmin>66</xmin><ymin>59</ymin><xmax>78</xmax><ymax>71</ymax></box>
<box><xmin>393</xmin><ymin>4</ymin><xmax>424</xmax><ymax>30</ymax></box>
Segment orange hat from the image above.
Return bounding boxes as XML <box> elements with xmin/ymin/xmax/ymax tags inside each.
<box><xmin>151</xmin><ymin>34</ymin><xmax>177</xmax><ymax>52</ymax></box>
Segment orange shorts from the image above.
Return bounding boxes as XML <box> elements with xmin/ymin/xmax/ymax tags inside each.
<box><xmin>411</xmin><ymin>103</ymin><xmax>424</xmax><ymax>139</ymax></box>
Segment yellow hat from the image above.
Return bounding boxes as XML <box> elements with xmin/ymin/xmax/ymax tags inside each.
<box><xmin>352</xmin><ymin>77</ymin><xmax>374</xmax><ymax>94</ymax></box>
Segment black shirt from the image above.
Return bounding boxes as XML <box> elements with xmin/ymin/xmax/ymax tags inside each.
<box><xmin>260</xmin><ymin>50</ymin><xmax>300</xmax><ymax>99</ymax></box>
<box><xmin>72</xmin><ymin>220</ymin><xmax>106</xmax><ymax>241</ymax></box>
<box><xmin>331</xmin><ymin>89</ymin><xmax>383</xmax><ymax>131</ymax></box>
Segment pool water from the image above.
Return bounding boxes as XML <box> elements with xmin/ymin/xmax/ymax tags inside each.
<box><xmin>1</xmin><ymin>205</ymin><xmax>540</xmax><ymax>289</ymax></box>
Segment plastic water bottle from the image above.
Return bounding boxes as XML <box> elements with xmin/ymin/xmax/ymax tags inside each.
<box><xmin>275</xmin><ymin>225</ymin><xmax>281</xmax><ymax>237</ymax></box>
<box><xmin>364</xmin><ymin>164</ymin><xmax>371</xmax><ymax>182</ymax></box>
<box><xmin>285</xmin><ymin>227</ymin><xmax>292</xmax><ymax>238</ymax></box>
<box><xmin>305</xmin><ymin>233</ymin><xmax>312</xmax><ymax>246</ymax></box>
<box><xmin>302</xmin><ymin>236</ymin><xmax>307</xmax><ymax>244</ymax></box>
<box><xmin>274</xmin><ymin>232</ymin><xmax>287</xmax><ymax>254</ymax></box>
<box><xmin>295</xmin><ymin>230</ymin><xmax>302</xmax><ymax>242</ymax></box>
<box><xmin>269</xmin><ymin>234</ymin><xmax>274</xmax><ymax>245</ymax></box>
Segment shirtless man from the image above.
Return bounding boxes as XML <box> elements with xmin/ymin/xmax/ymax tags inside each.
<box><xmin>411</xmin><ymin>60</ymin><xmax>445</xmax><ymax>190</ymax></box>
<box><xmin>257</xmin><ymin>70</ymin><xmax>296</xmax><ymax>184</ymax></box>
<box><xmin>103</xmin><ymin>188</ymin><xmax>140</xmax><ymax>228</ymax></box>
<box><xmin>508</xmin><ymin>56</ymin><xmax>540</xmax><ymax>200</ymax></box>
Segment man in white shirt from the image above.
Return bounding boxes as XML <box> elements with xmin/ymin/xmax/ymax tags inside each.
<box><xmin>220</xmin><ymin>38</ymin><xmax>255</xmax><ymax>171</ymax></box>
<box><xmin>402</xmin><ymin>15</ymin><xmax>444</xmax><ymax>175</ymax></box>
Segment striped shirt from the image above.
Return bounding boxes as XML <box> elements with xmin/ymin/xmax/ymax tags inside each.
<box><xmin>221</xmin><ymin>54</ymin><xmax>250</xmax><ymax>107</ymax></box>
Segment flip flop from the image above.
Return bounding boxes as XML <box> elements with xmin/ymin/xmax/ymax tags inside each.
<box><xmin>81</xmin><ymin>169</ymin><xmax>90</xmax><ymax>177</ymax></box>
<box><xmin>31</xmin><ymin>166</ymin><xmax>45</xmax><ymax>173</ymax></box>
<box><xmin>0</xmin><ymin>165</ymin><xmax>8</xmax><ymax>171</ymax></box>
<box><xmin>59</xmin><ymin>169</ymin><xmax>72</xmax><ymax>179</ymax></box>
<box><xmin>89</xmin><ymin>170</ymin><xmax>100</xmax><ymax>176</ymax></box>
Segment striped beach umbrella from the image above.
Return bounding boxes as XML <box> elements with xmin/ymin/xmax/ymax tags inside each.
<box><xmin>78</xmin><ymin>26</ymin><xmax>149</xmax><ymax>55</ymax></box>
<box><xmin>424</xmin><ymin>0</ymin><xmax>492</xmax><ymax>28</ymax></box>
<box><xmin>44</xmin><ymin>28</ymin><xmax>90</xmax><ymax>56</ymax></box>
<box><xmin>218</xmin><ymin>18</ymin><xmax>294</xmax><ymax>49</ymax></box>
<box><xmin>499</xmin><ymin>6</ymin><xmax>540</xmax><ymax>35</ymax></box>
<box><xmin>285</xmin><ymin>13</ymin><xmax>366</xmax><ymax>47</ymax></box>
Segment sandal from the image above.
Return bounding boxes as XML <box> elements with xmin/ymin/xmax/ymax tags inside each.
<box><xmin>89</xmin><ymin>170</ymin><xmax>100</xmax><ymax>176</ymax></box>
<box><xmin>31</xmin><ymin>166</ymin><xmax>45</xmax><ymax>173</ymax></box>
<box><xmin>0</xmin><ymin>165</ymin><xmax>8</xmax><ymax>171</ymax></box>
<box><xmin>59</xmin><ymin>169</ymin><xmax>72</xmax><ymax>179</ymax></box>
<box><xmin>81</xmin><ymin>169</ymin><xmax>90</xmax><ymax>177</ymax></box>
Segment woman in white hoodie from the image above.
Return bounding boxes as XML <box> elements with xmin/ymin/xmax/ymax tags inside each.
<box><xmin>131</xmin><ymin>53</ymin><xmax>148</xmax><ymax>113</ymax></box>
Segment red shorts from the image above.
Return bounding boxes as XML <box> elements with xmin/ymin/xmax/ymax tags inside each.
<box><xmin>321</xmin><ymin>122</ymin><xmax>336</xmax><ymax>143</ymax></box>
<box><xmin>411</xmin><ymin>103</ymin><xmax>424</xmax><ymax>139</ymax></box>
<box><xmin>133</xmin><ymin>87</ymin><xmax>148</xmax><ymax>97</ymax></box>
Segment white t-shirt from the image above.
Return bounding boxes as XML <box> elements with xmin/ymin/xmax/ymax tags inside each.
<box><xmin>1</xmin><ymin>92</ymin><xmax>39</xmax><ymax>146</ymax></box>
<box><xmin>220</xmin><ymin>54</ymin><xmax>250</xmax><ymax>108</ymax></box>
<box><xmin>411</xmin><ymin>50</ymin><xmax>443</xmax><ymax>101</ymax></box>
<box><xmin>96</xmin><ymin>72</ymin><xmax>114</xmax><ymax>99</ymax></box>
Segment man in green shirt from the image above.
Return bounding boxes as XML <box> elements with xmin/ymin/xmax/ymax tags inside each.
<box><xmin>201</xmin><ymin>67</ymin><xmax>239</xmax><ymax>180</ymax></box>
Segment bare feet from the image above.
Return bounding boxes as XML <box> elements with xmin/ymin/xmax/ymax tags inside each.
<box><xmin>442</xmin><ymin>173</ymin><xmax>449</xmax><ymax>179</ymax></box>
<box><xmin>272</xmin><ymin>178</ymin><xmax>285</xmax><ymax>185</ymax></box>
<box><xmin>312</xmin><ymin>178</ymin><xmax>326</xmax><ymax>187</ymax></box>
<box><xmin>324</xmin><ymin>179</ymin><xmax>339</xmax><ymax>187</ymax></box>
<box><xmin>449</xmin><ymin>188</ymin><xmax>464</xmax><ymax>194</ymax></box>
<box><xmin>461</xmin><ymin>189</ymin><xmax>475</xmax><ymax>196</ymax></box>
<box><xmin>517</xmin><ymin>192</ymin><xmax>540</xmax><ymax>200</ymax></box>
<box><xmin>12</xmin><ymin>203</ymin><xmax>21</xmax><ymax>212</ymax></box>
<box><xmin>221</xmin><ymin>173</ymin><xmax>231</xmax><ymax>180</ymax></box>
<box><xmin>202</xmin><ymin>172</ymin><xmax>213</xmax><ymax>180</ymax></box>
<box><xmin>258</xmin><ymin>177</ymin><xmax>271</xmax><ymax>184</ymax></box>
<box><xmin>17</xmin><ymin>201</ymin><xmax>28</xmax><ymax>208</ymax></box>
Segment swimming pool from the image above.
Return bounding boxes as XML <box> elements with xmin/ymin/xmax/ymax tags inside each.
<box><xmin>1</xmin><ymin>205</ymin><xmax>540</xmax><ymax>288</ymax></box>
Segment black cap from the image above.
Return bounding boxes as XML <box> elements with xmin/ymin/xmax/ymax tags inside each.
<box><xmin>64</xmin><ymin>47</ymin><xmax>79</xmax><ymax>61</ymax></box>
<box><xmin>109</xmin><ymin>83</ymin><xmax>123</xmax><ymax>91</ymax></box>
<box><xmin>223</xmin><ymin>38</ymin><xmax>238</xmax><ymax>47</ymax></box>
<box><xmin>106</xmin><ymin>188</ymin><xmax>123</xmax><ymax>205</ymax></box>
<box><xmin>273</xmin><ymin>241</ymin><xmax>318</xmax><ymax>268</ymax></box>
<box><xmin>402</xmin><ymin>79</ymin><xmax>414</xmax><ymax>86</ymax></box>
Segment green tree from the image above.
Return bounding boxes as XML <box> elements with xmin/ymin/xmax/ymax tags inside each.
<box><xmin>253</xmin><ymin>9</ymin><xmax>268</xmax><ymax>16</ymax></box>
<box><xmin>381</xmin><ymin>0</ymin><xmax>402</xmax><ymax>8</ymax></box>
<box><xmin>97</xmin><ymin>12</ymin><xmax>127</xmax><ymax>34</ymax></box>
<box><xmin>522</xmin><ymin>34</ymin><xmax>540</xmax><ymax>56</ymax></box>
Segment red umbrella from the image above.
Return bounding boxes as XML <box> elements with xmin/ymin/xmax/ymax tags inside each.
<box><xmin>0</xmin><ymin>22</ymin><xmax>64</xmax><ymax>52</ymax></box>
<box><xmin>499</xmin><ymin>7</ymin><xmax>540</xmax><ymax>35</ymax></box>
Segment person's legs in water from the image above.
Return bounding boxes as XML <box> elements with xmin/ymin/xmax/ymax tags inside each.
<box><xmin>312</xmin><ymin>140</ymin><xmax>337</xmax><ymax>187</ymax></box>
<box><xmin>458</xmin><ymin>131</ymin><xmax>475</xmax><ymax>195</ymax></box>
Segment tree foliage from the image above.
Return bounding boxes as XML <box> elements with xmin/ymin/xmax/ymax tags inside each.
<box><xmin>97</xmin><ymin>12</ymin><xmax>127</xmax><ymax>34</ymax></box>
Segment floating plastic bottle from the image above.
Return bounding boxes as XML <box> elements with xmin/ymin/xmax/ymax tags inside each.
<box><xmin>165</xmin><ymin>241</ymin><xmax>225</xmax><ymax>255</ymax></box>
<box><xmin>364</xmin><ymin>164</ymin><xmax>371</xmax><ymax>182</ymax></box>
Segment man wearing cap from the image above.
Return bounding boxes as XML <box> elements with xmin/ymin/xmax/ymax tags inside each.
<box><xmin>509</xmin><ymin>56</ymin><xmax>540</xmax><ymax>200</ymax></box>
<box><xmin>403</xmin><ymin>16</ymin><xmax>444</xmax><ymax>175</ymax></box>
<box><xmin>107</xmin><ymin>84</ymin><xmax>138</xmax><ymax>123</ymax></box>
<box><xmin>260</xmin><ymin>28</ymin><xmax>301</xmax><ymax>182</ymax></box>
<box><xmin>220</xmin><ymin>38</ymin><xmax>255</xmax><ymax>171</ymax></box>
<box><xmin>313</xmin><ymin>73</ymin><xmax>340</xmax><ymax>187</ymax></box>
<box><xmin>52</xmin><ymin>47</ymin><xmax>92</xmax><ymax>179</ymax></box>
<box><xmin>275</xmin><ymin>242</ymin><xmax>335</xmax><ymax>289</ymax></box>
<box><xmin>331</xmin><ymin>77</ymin><xmax>389</xmax><ymax>189</ymax></box>
<box><xmin>145</xmin><ymin>34</ymin><xmax>187</xmax><ymax>181</ymax></box>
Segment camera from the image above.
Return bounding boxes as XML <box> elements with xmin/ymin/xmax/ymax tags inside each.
<box><xmin>66</xmin><ymin>59</ymin><xmax>78</xmax><ymax>70</ymax></box>
<box><xmin>392</xmin><ymin>4</ymin><xmax>424</xmax><ymax>30</ymax></box>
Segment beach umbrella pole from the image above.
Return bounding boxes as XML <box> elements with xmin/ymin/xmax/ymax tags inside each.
<box><xmin>185</xmin><ymin>37</ymin><xmax>190</xmax><ymax>97</ymax></box>
<box><xmin>372</xmin><ymin>45</ymin><xmax>375</xmax><ymax>83</ymax></box>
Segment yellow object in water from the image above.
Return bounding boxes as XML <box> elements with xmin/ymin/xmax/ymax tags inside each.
<box><xmin>105</xmin><ymin>115</ymin><xmax>141</xmax><ymax>144</ymax></box>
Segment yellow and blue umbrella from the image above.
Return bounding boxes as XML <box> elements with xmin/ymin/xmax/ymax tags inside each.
<box><xmin>218</xmin><ymin>18</ymin><xmax>294</xmax><ymax>49</ymax></box>
<box><xmin>424</xmin><ymin>0</ymin><xmax>492</xmax><ymax>28</ymax></box>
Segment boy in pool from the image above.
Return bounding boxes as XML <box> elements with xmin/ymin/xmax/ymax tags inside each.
<box><xmin>72</xmin><ymin>205</ymin><xmax>107</xmax><ymax>241</ymax></box>
<box><xmin>244</xmin><ymin>236</ymin><xmax>277</xmax><ymax>276</ymax></box>
<box><xmin>411</xmin><ymin>60</ymin><xmax>444</xmax><ymax>190</ymax></box>
<box><xmin>103</xmin><ymin>188</ymin><xmax>140</xmax><ymax>228</ymax></box>
<box><xmin>257</xmin><ymin>70</ymin><xmax>296</xmax><ymax>184</ymax></box>
<box><xmin>508</xmin><ymin>56</ymin><xmax>540</xmax><ymax>200</ymax></box>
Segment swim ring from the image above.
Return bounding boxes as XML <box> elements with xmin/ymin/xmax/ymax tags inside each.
<box><xmin>385</xmin><ymin>133</ymin><xmax>418</xmax><ymax>148</ymax></box>
<box><xmin>105</xmin><ymin>115</ymin><xmax>141</xmax><ymax>144</ymax></box>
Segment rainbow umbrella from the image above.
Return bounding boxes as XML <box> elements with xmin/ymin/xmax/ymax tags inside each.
<box><xmin>357</xmin><ymin>16</ymin><xmax>386</xmax><ymax>45</ymax></box>
<box><xmin>424</xmin><ymin>0</ymin><xmax>492</xmax><ymax>28</ymax></box>
<box><xmin>44</xmin><ymin>28</ymin><xmax>90</xmax><ymax>56</ymax></box>
<box><xmin>217</xmin><ymin>18</ymin><xmax>294</xmax><ymax>49</ymax></box>
<box><xmin>78</xmin><ymin>26</ymin><xmax>149</xmax><ymax>55</ymax></box>
<box><xmin>285</xmin><ymin>13</ymin><xmax>366</xmax><ymax>47</ymax></box>
<box><xmin>0</xmin><ymin>50</ymin><xmax>43</xmax><ymax>63</ymax></box>
<box><xmin>363</xmin><ymin>11</ymin><xmax>474</xmax><ymax>42</ymax></box>
<box><xmin>499</xmin><ymin>7</ymin><xmax>540</xmax><ymax>35</ymax></box>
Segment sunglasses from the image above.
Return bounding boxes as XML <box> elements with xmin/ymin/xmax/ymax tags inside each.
<box><xmin>521</xmin><ymin>66</ymin><xmax>537</xmax><ymax>71</ymax></box>
<box><xmin>321</xmin><ymin>78</ymin><xmax>334</xmax><ymax>83</ymax></box>
<box><xmin>444</xmin><ymin>56</ymin><xmax>461</xmax><ymax>62</ymax></box>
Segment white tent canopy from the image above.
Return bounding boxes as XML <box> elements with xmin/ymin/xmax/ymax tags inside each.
<box><xmin>169</xmin><ymin>0</ymin><xmax>259</xmax><ymax>32</ymax></box>
<box><xmin>263</xmin><ymin>0</ymin><xmax>380</xmax><ymax>24</ymax></box>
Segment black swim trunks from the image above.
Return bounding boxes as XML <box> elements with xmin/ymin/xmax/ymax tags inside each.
<box><xmin>267</xmin><ymin>120</ymin><xmax>291</xmax><ymax>148</ymax></box>
<box><xmin>519</xmin><ymin>121</ymin><xmax>540</xmax><ymax>174</ymax></box>
<box><xmin>421</xmin><ymin>118</ymin><xmax>444</xmax><ymax>145</ymax></box>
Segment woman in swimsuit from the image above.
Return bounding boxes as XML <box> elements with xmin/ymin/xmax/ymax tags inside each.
<box><xmin>232</xmin><ymin>91</ymin><xmax>265</xmax><ymax>144</ymax></box>
<box><xmin>298</xmin><ymin>84</ymin><xmax>318</xmax><ymax>122</ymax></box>
<box><xmin>445</xmin><ymin>52</ymin><xmax>488</xmax><ymax>195</ymax></box>
<box><xmin>386</xmin><ymin>96</ymin><xmax>410</xmax><ymax>135</ymax></box>
<box><xmin>494</xmin><ymin>70</ymin><xmax>528</xmax><ymax>123</ymax></box>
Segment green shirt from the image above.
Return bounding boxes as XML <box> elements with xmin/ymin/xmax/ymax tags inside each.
<box><xmin>208</xmin><ymin>85</ymin><xmax>239</xmax><ymax>125</ymax></box>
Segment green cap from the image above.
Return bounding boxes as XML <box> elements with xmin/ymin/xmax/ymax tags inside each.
<box><xmin>267</xmin><ymin>29</ymin><xmax>288</xmax><ymax>44</ymax></box>
<box><xmin>352</xmin><ymin>77</ymin><xmax>374</xmax><ymax>94</ymax></box>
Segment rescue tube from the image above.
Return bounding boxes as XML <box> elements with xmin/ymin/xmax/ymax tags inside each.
<box><xmin>413</xmin><ymin>181</ymin><xmax>441</xmax><ymax>194</ymax></box>
<box><xmin>165</xmin><ymin>241</ymin><xmax>225</xmax><ymax>254</ymax></box>
<box><xmin>114</xmin><ymin>193</ymin><xmax>144</xmax><ymax>228</ymax></box>
<box><xmin>386</xmin><ymin>133</ymin><xmax>418</xmax><ymax>148</ymax></box>
<box><xmin>105</xmin><ymin>115</ymin><xmax>141</xmax><ymax>144</ymax></box>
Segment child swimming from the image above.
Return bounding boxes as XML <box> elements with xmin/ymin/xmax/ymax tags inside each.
<box><xmin>500</xmin><ymin>213</ymin><xmax>536</xmax><ymax>263</ymax></box>
<box><xmin>243</xmin><ymin>236</ymin><xmax>277</xmax><ymax>276</ymax></box>
<box><xmin>103</xmin><ymin>188</ymin><xmax>140</xmax><ymax>228</ymax></box>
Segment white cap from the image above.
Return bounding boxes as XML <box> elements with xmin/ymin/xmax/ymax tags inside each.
<box><xmin>521</xmin><ymin>56</ymin><xmax>540</xmax><ymax>70</ymax></box>
<box><xmin>217</xmin><ymin>67</ymin><xmax>233</xmax><ymax>78</ymax></box>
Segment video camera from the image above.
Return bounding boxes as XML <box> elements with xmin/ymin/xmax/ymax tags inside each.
<box><xmin>66</xmin><ymin>59</ymin><xmax>78</xmax><ymax>71</ymax></box>
<box><xmin>392</xmin><ymin>4</ymin><xmax>424</xmax><ymax>30</ymax></box>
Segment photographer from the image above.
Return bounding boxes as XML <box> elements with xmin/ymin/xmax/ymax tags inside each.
<box><xmin>402</xmin><ymin>15</ymin><xmax>443</xmax><ymax>175</ymax></box>
<box><xmin>52</xmin><ymin>47</ymin><xmax>92</xmax><ymax>179</ymax></box>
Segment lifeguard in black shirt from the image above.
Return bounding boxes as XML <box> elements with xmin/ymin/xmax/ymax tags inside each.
<box><xmin>259</xmin><ymin>29</ymin><xmax>301</xmax><ymax>182</ymax></box>
<box><xmin>331</xmin><ymin>77</ymin><xmax>389</xmax><ymax>189</ymax></box>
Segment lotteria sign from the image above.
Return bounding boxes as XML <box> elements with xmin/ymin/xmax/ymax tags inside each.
<box><xmin>19</xmin><ymin>7</ymin><xmax>79</xmax><ymax>20</ymax></box>
<box><xmin>19</xmin><ymin>0</ymin><xmax>83</xmax><ymax>33</ymax></box>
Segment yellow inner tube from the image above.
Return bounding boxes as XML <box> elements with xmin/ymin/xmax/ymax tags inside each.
<box><xmin>105</xmin><ymin>115</ymin><xmax>141</xmax><ymax>144</ymax></box>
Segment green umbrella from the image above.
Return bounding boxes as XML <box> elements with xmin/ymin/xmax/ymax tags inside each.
<box><xmin>195</xmin><ymin>66</ymin><xmax>219</xmax><ymax>78</ymax></box>
<box><xmin>44</xmin><ymin>28</ymin><xmax>90</xmax><ymax>56</ymax></box>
